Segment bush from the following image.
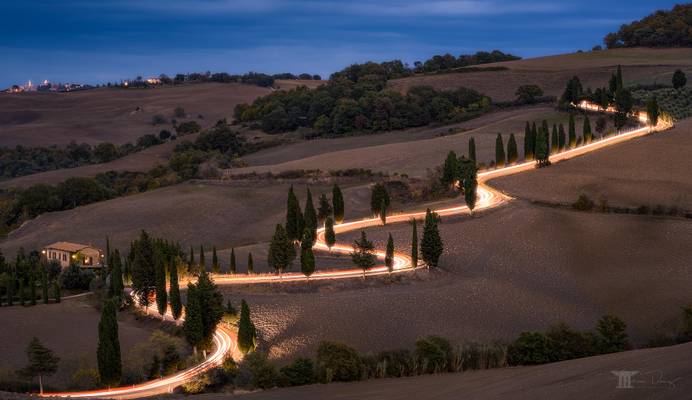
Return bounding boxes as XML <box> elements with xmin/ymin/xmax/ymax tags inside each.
<box><xmin>60</xmin><ymin>264</ymin><xmax>95</xmax><ymax>290</ymax></box>
<box><xmin>572</xmin><ymin>194</ymin><xmax>594</xmax><ymax>211</ymax></box>
<box><xmin>415</xmin><ymin>336</ymin><xmax>453</xmax><ymax>373</ymax></box>
<box><xmin>597</xmin><ymin>315</ymin><xmax>630</xmax><ymax>353</ymax></box>
<box><xmin>507</xmin><ymin>332</ymin><xmax>553</xmax><ymax>365</ymax></box>
<box><xmin>545</xmin><ymin>322</ymin><xmax>597</xmax><ymax>361</ymax></box>
<box><xmin>316</xmin><ymin>341</ymin><xmax>363</xmax><ymax>382</ymax></box>
<box><xmin>235</xmin><ymin>352</ymin><xmax>279</xmax><ymax>390</ymax></box>
<box><xmin>458</xmin><ymin>343</ymin><xmax>507</xmax><ymax>370</ymax></box>
<box><xmin>374</xmin><ymin>349</ymin><xmax>414</xmax><ymax>377</ymax></box>
<box><xmin>181</xmin><ymin>373</ymin><xmax>211</xmax><ymax>394</ymax></box>
<box><xmin>279</xmin><ymin>358</ymin><xmax>316</xmax><ymax>387</ymax></box>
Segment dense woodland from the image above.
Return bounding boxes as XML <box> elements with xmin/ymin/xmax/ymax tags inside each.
<box><xmin>604</xmin><ymin>3</ymin><xmax>692</xmax><ymax>48</ymax></box>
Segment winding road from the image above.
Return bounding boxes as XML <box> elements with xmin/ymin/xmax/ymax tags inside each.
<box><xmin>41</xmin><ymin>101</ymin><xmax>671</xmax><ymax>398</ymax></box>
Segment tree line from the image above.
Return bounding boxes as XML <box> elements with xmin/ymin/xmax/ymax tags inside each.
<box><xmin>603</xmin><ymin>4</ymin><xmax>692</xmax><ymax>48</ymax></box>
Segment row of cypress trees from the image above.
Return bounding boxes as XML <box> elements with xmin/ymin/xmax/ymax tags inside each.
<box><xmin>522</xmin><ymin>114</ymin><xmax>594</xmax><ymax>163</ymax></box>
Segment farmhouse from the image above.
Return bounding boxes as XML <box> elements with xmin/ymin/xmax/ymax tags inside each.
<box><xmin>42</xmin><ymin>242</ymin><xmax>103</xmax><ymax>269</ymax></box>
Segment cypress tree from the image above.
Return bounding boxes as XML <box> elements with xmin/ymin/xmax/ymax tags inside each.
<box><xmin>229</xmin><ymin>248</ymin><xmax>237</xmax><ymax>274</ymax></box>
<box><xmin>495</xmin><ymin>134</ymin><xmax>505</xmax><ymax>167</ymax></box>
<box><xmin>523</xmin><ymin>122</ymin><xmax>534</xmax><ymax>160</ymax></box>
<box><xmin>183</xmin><ymin>283</ymin><xmax>203</xmax><ymax>354</ymax></box>
<box><xmin>110</xmin><ymin>249</ymin><xmax>124</xmax><ymax>300</ymax></box>
<box><xmin>6</xmin><ymin>275</ymin><xmax>13</xmax><ymax>306</ymax></box>
<box><xmin>19</xmin><ymin>279</ymin><xmax>25</xmax><ymax>306</ymax></box>
<box><xmin>247</xmin><ymin>252</ymin><xmax>254</xmax><ymax>274</ymax></box>
<box><xmin>535</xmin><ymin>126</ymin><xmax>549</xmax><ymax>166</ymax></box>
<box><xmin>317</xmin><ymin>193</ymin><xmax>332</xmax><ymax>226</ymax></box>
<box><xmin>385</xmin><ymin>233</ymin><xmax>395</xmax><ymax>274</ymax></box>
<box><xmin>300</xmin><ymin>232</ymin><xmax>316</xmax><ymax>279</ymax></box>
<box><xmin>199</xmin><ymin>245</ymin><xmax>205</xmax><ymax>272</ymax></box>
<box><xmin>441</xmin><ymin>150</ymin><xmax>459</xmax><ymax>187</ymax></box>
<box><xmin>303</xmin><ymin>188</ymin><xmax>317</xmax><ymax>245</ymax></box>
<box><xmin>380</xmin><ymin>200</ymin><xmax>387</xmax><ymax>225</ymax></box>
<box><xmin>53</xmin><ymin>280</ymin><xmax>60</xmax><ymax>303</ymax></box>
<box><xmin>464</xmin><ymin>165</ymin><xmax>477</xmax><ymax>212</ymax></box>
<box><xmin>541</xmin><ymin>120</ymin><xmax>549</xmax><ymax>155</ymax></box>
<box><xmin>615</xmin><ymin>65</ymin><xmax>623</xmax><ymax>91</ymax></box>
<box><xmin>285</xmin><ymin>185</ymin><xmax>301</xmax><ymax>242</ymax></box>
<box><xmin>97</xmin><ymin>298</ymin><xmax>122</xmax><ymax>387</ymax></box>
<box><xmin>507</xmin><ymin>134</ymin><xmax>518</xmax><ymax>164</ymax></box>
<box><xmin>568</xmin><ymin>114</ymin><xmax>576</xmax><ymax>148</ymax></box>
<box><xmin>370</xmin><ymin>183</ymin><xmax>390</xmax><ymax>216</ymax></box>
<box><xmin>195</xmin><ymin>271</ymin><xmax>224</xmax><ymax>354</ymax></box>
<box><xmin>558</xmin><ymin>123</ymin><xmax>566</xmax><ymax>151</ymax></box>
<box><xmin>268</xmin><ymin>224</ymin><xmax>295</xmax><ymax>276</ymax></box>
<box><xmin>351</xmin><ymin>231</ymin><xmax>376</xmax><ymax>279</ymax></box>
<box><xmin>106</xmin><ymin>237</ymin><xmax>112</xmax><ymax>277</ymax></box>
<box><xmin>411</xmin><ymin>219</ymin><xmax>419</xmax><ymax>268</ymax></box>
<box><xmin>531</xmin><ymin>121</ymin><xmax>538</xmax><ymax>157</ymax></box>
<box><xmin>325</xmin><ymin>216</ymin><xmax>336</xmax><ymax>250</ymax></box>
<box><xmin>468</xmin><ymin>137</ymin><xmax>476</xmax><ymax>163</ymax></box>
<box><xmin>19</xmin><ymin>337</ymin><xmax>59</xmax><ymax>394</ymax></box>
<box><xmin>211</xmin><ymin>246</ymin><xmax>220</xmax><ymax>274</ymax></box>
<box><xmin>237</xmin><ymin>299</ymin><xmax>257</xmax><ymax>355</ymax></box>
<box><xmin>646</xmin><ymin>95</ymin><xmax>659</xmax><ymax>127</ymax></box>
<box><xmin>421</xmin><ymin>209</ymin><xmax>443</xmax><ymax>268</ymax></box>
<box><xmin>169</xmin><ymin>257</ymin><xmax>182</xmax><ymax>320</ymax></box>
<box><xmin>41</xmin><ymin>261</ymin><xmax>48</xmax><ymax>304</ymax></box>
<box><xmin>332</xmin><ymin>184</ymin><xmax>345</xmax><ymax>224</ymax></box>
<box><xmin>155</xmin><ymin>251</ymin><xmax>167</xmax><ymax>318</ymax></box>
<box><xmin>583</xmin><ymin>115</ymin><xmax>593</xmax><ymax>143</ymax></box>
<box><xmin>551</xmin><ymin>124</ymin><xmax>559</xmax><ymax>153</ymax></box>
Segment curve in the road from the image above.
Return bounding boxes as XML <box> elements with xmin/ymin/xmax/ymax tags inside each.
<box><xmin>40</xmin><ymin>101</ymin><xmax>671</xmax><ymax>398</ymax></box>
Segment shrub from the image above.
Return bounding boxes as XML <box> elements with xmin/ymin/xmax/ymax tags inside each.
<box><xmin>596</xmin><ymin>315</ymin><xmax>630</xmax><ymax>353</ymax></box>
<box><xmin>279</xmin><ymin>358</ymin><xmax>316</xmax><ymax>387</ymax></box>
<box><xmin>235</xmin><ymin>352</ymin><xmax>279</xmax><ymax>390</ymax></box>
<box><xmin>60</xmin><ymin>264</ymin><xmax>95</xmax><ymax>290</ymax></box>
<box><xmin>152</xmin><ymin>115</ymin><xmax>167</xmax><ymax>125</ymax></box>
<box><xmin>458</xmin><ymin>343</ymin><xmax>507</xmax><ymax>370</ymax></box>
<box><xmin>415</xmin><ymin>336</ymin><xmax>453</xmax><ymax>373</ymax></box>
<box><xmin>316</xmin><ymin>341</ymin><xmax>363</xmax><ymax>382</ymax></box>
<box><xmin>572</xmin><ymin>194</ymin><xmax>594</xmax><ymax>211</ymax></box>
<box><xmin>181</xmin><ymin>373</ymin><xmax>211</xmax><ymax>394</ymax></box>
<box><xmin>374</xmin><ymin>349</ymin><xmax>414</xmax><ymax>377</ymax></box>
<box><xmin>545</xmin><ymin>322</ymin><xmax>597</xmax><ymax>361</ymax></box>
<box><xmin>507</xmin><ymin>332</ymin><xmax>553</xmax><ymax>365</ymax></box>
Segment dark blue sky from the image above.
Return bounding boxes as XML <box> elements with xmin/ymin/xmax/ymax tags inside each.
<box><xmin>0</xmin><ymin>0</ymin><xmax>678</xmax><ymax>88</ymax></box>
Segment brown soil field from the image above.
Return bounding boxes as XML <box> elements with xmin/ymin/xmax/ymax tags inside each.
<box><xmin>0</xmin><ymin>83</ymin><xmax>269</xmax><ymax>147</ymax></box>
<box><xmin>0</xmin><ymin>296</ymin><xmax>152</xmax><ymax>390</ymax></box>
<box><xmin>273</xmin><ymin>79</ymin><xmax>325</xmax><ymax>91</ymax></box>
<box><xmin>0</xmin><ymin>180</ymin><xmax>374</xmax><ymax>258</ymax></box>
<box><xmin>389</xmin><ymin>48</ymin><xmax>692</xmax><ymax>102</ymax></box>
<box><xmin>492</xmin><ymin>118</ymin><xmax>692</xmax><ymax>210</ymax></box>
<box><xmin>225</xmin><ymin>341</ymin><xmax>692</xmax><ymax>400</ymax></box>
<box><xmin>236</xmin><ymin>107</ymin><xmax>593</xmax><ymax>178</ymax></box>
<box><xmin>222</xmin><ymin>201</ymin><xmax>692</xmax><ymax>362</ymax></box>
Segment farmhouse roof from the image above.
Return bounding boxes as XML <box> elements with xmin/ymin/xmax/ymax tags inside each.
<box><xmin>44</xmin><ymin>241</ymin><xmax>98</xmax><ymax>253</ymax></box>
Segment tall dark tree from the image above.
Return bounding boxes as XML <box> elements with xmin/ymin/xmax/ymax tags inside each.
<box><xmin>615</xmin><ymin>65</ymin><xmax>623</xmax><ymax>91</ymax></box>
<box><xmin>558</xmin><ymin>123</ymin><xmax>566</xmax><ymax>151</ymax></box>
<box><xmin>421</xmin><ymin>209</ymin><xmax>443</xmax><ymax>268</ymax></box>
<box><xmin>155</xmin><ymin>251</ymin><xmax>167</xmax><ymax>318</ymax></box>
<box><xmin>464</xmin><ymin>164</ymin><xmax>477</xmax><ymax>212</ymax></box>
<box><xmin>183</xmin><ymin>283</ymin><xmax>204</xmax><ymax>354</ymax></box>
<box><xmin>583</xmin><ymin>115</ymin><xmax>593</xmax><ymax>143</ymax></box>
<box><xmin>247</xmin><ymin>252</ymin><xmax>254</xmax><ymax>274</ymax></box>
<box><xmin>506</xmin><ymin>134</ymin><xmax>518</xmax><ymax>164</ymax></box>
<box><xmin>300</xmin><ymin>231</ymin><xmax>316</xmax><ymax>279</ymax></box>
<box><xmin>169</xmin><ymin>256</ymin><xmax>182</xmax><ymax>321</ymax></box>
<box><xmin>523</xmin><ymin>122</ymin><xmax>534</xmax><ymax>160</ymax></box>
<box><xmin>495</xmin><ymin>134</ymin><xmax>505</xmax><ymax>167</ymax></box>
<box><xmin>195</xmin><ymin>271</ymin><xmax>224</xmax><ymax>354</ymax></box>
<box><xmin>53</xmin><ymin>280</ymin><xmax>60</xmax><ymax>303</ymax></box>
<box><xmin>303</xmin><ymin>188</ymin><xmax>318</xmax><ymax>245</ymax></box>
<box><xmin>188</xmin><ymin>245</ymin><xmax>195</xmax><ymax>273</ymax></box>
<box><xmin>325</xmin><ymin>216</ymin><xmax>336</xmax><ymax>250</ymax></box>
<box><xmin>385</xmin><ymin>233</ymin><xmax>395</xmax><ymax>274</ymax></box>
<box><xmin>285</xmin><ymin>185</ymin><xmax>301</xmax><ymax>242</ymax></box>
<box><xmin>237</xmin><ymin>299</ymin><xmax>257</xmax><ymax>355</ymax></box>
<box><xmin>317</xmin><ymin>193</ymin><xmax>333</xmax><ymax>225</ymax></box>
<box><xmin>229</xmin><ymin>248</ymin><xmax>237</xmax><ymax>274</ymax></box>
<box><xmin>672</xmin><ymin>69</ymin><xmax>687</xmax><ymax>89</ymax></box>
<box><xmin>29</xmin><ymin>268</ymin><xmax>37</xmax><ymax>306</ymax></box>
<box><xmin>441</xmin><ymin>150</ymin><xmax>459</xmax><ymax>188</ymax></box>
<box><xmin>380</xmin><ymin>200</ymin><xmax>387</xmax><ymax>225</ymax></box>
<box><xmin>131</xmin><ymin>230</ymin><xmax>156</xmax><ymax>310</ymax></box>
<box><xmin>541</xmin><ymin>120</ymin><xmax>549</xmax><ymax>155</ymax></box>
<box><xmin>332</xmin><ymin>184</ymin><xmax>345</xmax><ymax>224</ymax></box>
<box><xmin>468</xmin><ymin>137</ymin><xmax>476</xmax><ymax>163</ymax></box>
<box><xmin>105</xmin><ymin>237</ymin><xmax>112</xmax><ymax>277</ymax></box>
<box><xmin>211</xmin><ymin>246</ymin><xmax>220</xmax><ymax>274</ymax></box>
<box><xmin>97</xmin><ymin>299</ymin><xmax>122</xmax><ymax>387</ymax></box>
<box><xmin>535</xmin><ymin>127</ymin><xmax>549</xmax><ymax>165</ymax></box>
<box><xmin>268</xmin><ymin>224</ymin><xmax>295</xmax><ymax>277</ymax></box>
<box><xmin>370</xmin><ymin>183</ymin><xmax>390</xmax><ymax>217</ymax></box>
<box><xmin>40</xmin><ymin>260</ymin><xmax>48</xmax><ymax>304</ymax></box>
<box><xmin>411</xmin><ymin>219</ymin><xmax>419</xmax><ymax>268</ymax></box>
<box><xmin>109</xmin><ymin>249</ymin><xmax>124</xmax><ymax>300</ymax></box>
<box><xmin>351</xmin><ymin>230</ymin><xmax>376</xmax><ymax>279</ymax></box>
<box><xmin>568</xmin><ymin>114</ymin><xmax>576</xmax><ymax>148</ymax></box>
<box><xmin>18</xmin><ymin>337</ymin><xmax>59</xmax><ymax>394</ymax></box>
<box><xmin>551</xmin><ymin>124</ymin><xmax>559</xmax><ymax>153</ymax></box>
<box><xmin>646</xmin><ymin>95</ymin><xmax>660</xmax><ymax>127</ymax></box>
